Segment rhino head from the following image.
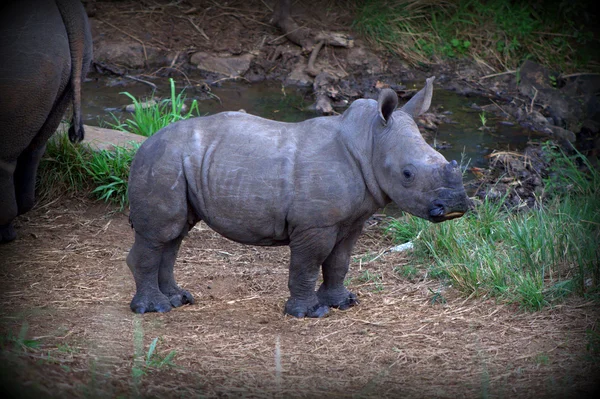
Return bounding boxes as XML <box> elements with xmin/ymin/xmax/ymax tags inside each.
<box><xmin>371</xmin><ymin>77</ymin><xmax>469</xmax><ymax>222</ymax></box>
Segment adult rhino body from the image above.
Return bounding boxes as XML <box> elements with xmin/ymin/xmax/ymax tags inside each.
<box><xmin>127</xmin><ymin>77</ymin><xmax>469</xmax><ymax>317</ymax></box>
<box><xmin>0</xmin><ymin>0</ymin><xmax>93</xmax><ymax>242</ymax></box>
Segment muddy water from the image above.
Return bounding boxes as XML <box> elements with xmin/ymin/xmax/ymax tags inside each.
<box><xmin>81</xmin><ymin>76</ymin><xmax>542</xmax><ymax>171</ymax></box>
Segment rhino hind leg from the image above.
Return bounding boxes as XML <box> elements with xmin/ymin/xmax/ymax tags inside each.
<box><xmin>158</xmin><ymin>233</ymin><xmax>194</xmax><ymax>308</ymax></box>
<box><xmin>14</xmin><ymin>145</ymin><xmax>47</xmax><ymax>216</ymax></box>
<box><xmin>316</xmin><ymin>228</ymin><xmax>361</xmax><ymax>310</ymax></box>
<box><xmin>127</xmin><ymin>233</ymin><xmax>173</xmax><ymax>313</ymax></box>
<box><xmin>0</xmin><ymin>162</ymin><xmax>18</xmax><ymax>243</ymax></box>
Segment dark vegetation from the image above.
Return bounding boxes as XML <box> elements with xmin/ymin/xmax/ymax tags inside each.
<box><xmin>353</xmin><ymin>0</ymin><xmax>598</xmax><ymax>73</ymax></box>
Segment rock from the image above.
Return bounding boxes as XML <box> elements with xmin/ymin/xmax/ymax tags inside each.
<box><xmin>518</xmin><ymin>60</ymin><xmax>585</xmax><ymax>131</ymax></box>
<box><xmin>190</xmin><ymin>52</ymin><xmax>254</xmax><ymax>77</ymax></box>
<box><xmin>81</xmin><ymin>125</ymin><xmax>146</xmax><ymax>151</ymax></box>
<box><xmin>518</xmin><ymin>60</ymin><xmax>553</xmax><ymax>97</ymax></box>
<box><xmin>315</xmin><ymin>94</ymin><xmax>333</xmax><ymax>115</ymax></box>
<box><xmin>547</xmin><ymin>125</ymin><xmax>576</xmax><ymax>142</ymax></box>
<box><xmin>529</xmin><ymin>110</ymin><xmax>551</xmax><ymax>126</ymax></box>
<box><xmin>285</xmin><ymin>61</ymin><xmax>313</xmax><ymax>87</ymax></box>
<box><xmin>346</xmin><ymin>45</ymin><xmax>385</xmax><ymax>75</ymax></box>
<box><xmin>124</xmin><ymin>99</ymin><xmax>157</xmax><ymax>113</ymax></box>
<box><xmin>92</xmin><ymin>40</ymin><xmax>174</xmax><ymax>70</ymax></box>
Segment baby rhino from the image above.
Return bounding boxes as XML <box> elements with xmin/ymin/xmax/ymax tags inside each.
<box><xmin>126</xmin><ymin>77</ymin><xmax>469</xmax><ymax>317</ymax></box>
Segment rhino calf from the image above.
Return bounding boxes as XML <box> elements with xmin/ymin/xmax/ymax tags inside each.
<box><xmin>126</xmin><ymin>77</ymin><xmax>469</xmax><ymax>317</ymax></box>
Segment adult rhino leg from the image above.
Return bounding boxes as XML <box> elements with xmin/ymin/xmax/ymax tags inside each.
<box><xmin>0</xmin><ymin>160</ymin><xmax>18</xmax><ymax>243</ymax></box>
<box><xmin>126</xmin><ymin>233</ymin><xmax>173</xmax><ymax>314</ymax></box>
<box><xmin>14</xmin><ymin>145</ymin><xmax>46</xmax><ymax>216</ymax></box>
<box><xmin>16</xmin><ymin>83</ymin><xmax>72</xmax><ymax>217</ymax></box>
<box><xmin>316</xmin><ymin>227</ymin><xmax>362</xmax><ymax>310</ymax></box>
<box><xmin>285</xmin><ymin>227</ymin><xmax>337</xmax><ymax>318</ymax></box>
<box><xmin>158</xmin><ymin>232</ymin><xmax>195</xmax><ymax>308</ymax></box>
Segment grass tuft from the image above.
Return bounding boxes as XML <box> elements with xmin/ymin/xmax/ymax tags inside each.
<box><xmin>385</xmin><ymin>143</ymin><xmax>599</xmax><ymax>309</ymax></box>
<box><xmin>108</xmin><ymin>78</ymin><xmax>200</xmax><ymax>137</ymax></box>
<box><xmin>38</xmin><ymin>131</ymin><xmax>137</xmax><ymax>210</ymax></box>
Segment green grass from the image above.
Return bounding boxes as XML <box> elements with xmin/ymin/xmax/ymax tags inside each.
<box><xmin>352</xmin><ymin>0</ymin><xmax>598</xmax><ymax>73</ymax></box>
<box><xmin>0</xmin><ymin>323</ymin><xmax>40</xmax><ymax>353</ymax></box>
<box><xmin>108</xmin><ymin>78</ymin><xmax>200</xmax><ymax>137</ymax></box>
<box><xmin>38</xmin><ymin>132</ymin><xmax>138</xmax><ymax>210</ymax></box>
<box><xmin>38</xmin><ymin>79</ymin><xmax>199</xmax><ymax>209</ymax></box>
<box><xmin>385</xmin><ymin>143</ymin><xmax>599</xmax><ymax>310</ymax></box>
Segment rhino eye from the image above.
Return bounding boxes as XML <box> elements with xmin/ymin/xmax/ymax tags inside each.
<box><xmin>400</xmin><ymin>165</ymin><xmax>416</xmax><ymax>187</ymax></box>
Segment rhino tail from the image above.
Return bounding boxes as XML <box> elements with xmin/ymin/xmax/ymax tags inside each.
<box><xmin>55</xmin><ymin>0</ymin><xmax>93</xmax><ymax>143</ymax></box>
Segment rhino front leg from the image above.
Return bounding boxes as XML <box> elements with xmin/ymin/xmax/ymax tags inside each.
<box><xmin>127</xmin><ymin>233</ymin><xmax>173</xmax><ymax>313</ymax></box>
<box><xmin>317</xmin><ymin>227</ymin><xmax>362</xmax><ymax>310</ymax></box>
<box><xmin>285</xmin><ymin>227</ymin><xmax>337</xmax><ymax>318</ymax></box>
<box><xmin>158</xmin><ymin>233</ymin><xmax>194</xmax><ymax>308</ymax></box>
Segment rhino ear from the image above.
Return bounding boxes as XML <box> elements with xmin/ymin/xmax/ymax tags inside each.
<box><xmin>378</xmin><ymin>88</ymin><xmax>398</xmax><ymax>125</ymax></box>
<box><xmin>400</xmin><ymin>76</ymin><xmax>435</xmax><ymax>117</ymax></box>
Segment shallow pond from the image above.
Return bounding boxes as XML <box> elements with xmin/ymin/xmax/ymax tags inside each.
<box><xmin>82</xmin><ymin>75</ymin><xmax>544</xmax><ymax>173</ymax></box>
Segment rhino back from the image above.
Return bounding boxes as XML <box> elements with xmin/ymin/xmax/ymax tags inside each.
<box><xmin>130</xmin><ymin>111</ymin><xmax>375</xmax><ymax>245</ymax></box>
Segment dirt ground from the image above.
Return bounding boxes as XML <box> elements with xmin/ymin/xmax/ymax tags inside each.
<box><xmin>1</xmin><ymin>1</ymin><xmax>599</xmax><ymax>398</ymax></box>
<box><xmin>0</xmin><ymin>194</ymin><xmax>598</xmax><ymax>398</ymax></box>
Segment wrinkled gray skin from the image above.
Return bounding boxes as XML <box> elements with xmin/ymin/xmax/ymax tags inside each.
<box><xmin>0</xmin><ymin>0</ymin><xmax>93</xmax><ymax>243</ymax></box>
<box><xmin>127</xmin><ymin>77</ymin><xmax>469</xmax><ymax>317</ymax></box>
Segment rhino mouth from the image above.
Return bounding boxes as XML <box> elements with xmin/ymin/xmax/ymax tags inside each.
<box><xmin>442</xmin><ymin>211</ymin><xmax>465</xmax><ymax>220</ymax></box>
<box><xmin>429</xmin><ymin>202</ymin><xmax>467</xmax><ymax>223</ymax></box>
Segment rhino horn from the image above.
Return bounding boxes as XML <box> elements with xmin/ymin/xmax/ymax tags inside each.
<box><xmin>400</xmin><ymin>76</ymin><xmax>435</xmax><ymax>118</ymax></box>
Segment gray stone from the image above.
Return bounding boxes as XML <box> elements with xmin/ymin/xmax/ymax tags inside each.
<box><xmin>518</xmin><ymin>60</ymin><xmax>553</xmax><ymax>98</ymax></box>
<box><xmin>124</xmin><ymin>99</ymin><xmax>157</xmax><ymax>113</ymax></box>
<box><xmin>190</xmin><ymin>52</ymin><xmax>254</xmax><ymax>77</ymax></box>
<box><xmin>529</xmin><ymin>110</ymin><xmax>550</xmax><ymax>126</ymax></box>
<box><xmin>82</xmin><ymin>125</ymin><xmax>146</xmax><ymax>151</ymax></box>
<box><xmin>347</xmin><ymin>45</ymin><xmax>385</xmax><ymax>74</ymax></box>
<box><xmin>93</xmin><ymin>40</ymin><xmax>174</xmax><ymax>70</ymax></box>
<box><xmin>547</xmin><ymin>125</ymin><xmax>576</xmax><ymax>142</ymax></box>
<box><xmin>285</xmin><ymin>61</ymin><xmax>313</xmax><ymax>87</ymax></box>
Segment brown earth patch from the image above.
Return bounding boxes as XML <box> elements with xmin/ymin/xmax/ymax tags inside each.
<box><xmin>1</xmin><ymin>194</ymin><xmax>598</xmax><ymax>398</ymax></box>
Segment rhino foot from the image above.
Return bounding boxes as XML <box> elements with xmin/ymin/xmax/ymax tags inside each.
<box><xmin>130</xmin><ymin>291</ymin><xmax>172</xmax><ymax>314</ymax></box>
<box><xmin>161</xmin><ymin>286</ymin><xmax>194</xmax><ymax>308</ymax></box>
<box><xmin>284</xmin><ymin>297</ymin><xmax>330</xmax><ymax>318</ymax></box>
<box><xmin>0</xmin><ymin>223</ymin><xmax>17</xmax><ymax>244</ymax></box>
<box><xmin>317</xmin><ymin>286</ymin><xmax>359</xmax><ymax>310</ymax></box>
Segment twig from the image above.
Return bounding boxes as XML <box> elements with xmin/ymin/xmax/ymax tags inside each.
<box><xmin>93</xmin><ymin>62</ymin><xmax>157</xmax><ymax>90</ymax></box>
<box><xmin>479</xmin><ymin>70</ymin><xmax>516</xmax><ymax>80</ymax></box>
<box><xmin>561</xmin><ymin>72</ymin><xmax>600</xmax><ymax>79</ymax></box>
<box><xmin>488</xmin><ymin>98</ymin><xmax>510</xmax><ymax>117</ymax></box>
<box><xmin>348</xmin><ymin>318</ymin><xmax>387</xmax><ymax>327</ymax></box>
<box><xmin>176</xmin><ymin>16</ymin><xmax>210</xmax><ymax>41</ymax></box>
<box><xmin>125</xmin><ymin>75</ymin><xmax>158</xmax><ymax>90</ymax></box>
<box><xmin>306</xmin><ymin>40</ymin><xmax>324</xmax><ymax>77</ymax></box>
<box><xmin>260</xmin><ymin>0</ymin><xmax>273</xmax><ymax>11</ymax></box>
<box><xmin>529</xmin><ymin>86</ymin><xmax>538</xmax><ymax>114</ymax></box>
<box><xmin>211</xmin><ymin>76</ymin><xmax>250</xmax><ymax>85</ymax></box>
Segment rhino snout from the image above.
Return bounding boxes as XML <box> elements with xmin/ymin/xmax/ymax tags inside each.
<box><xmin>428</xmin><ymin>190</ymin><xmax>469</xmax><ymax>223</ymax></box>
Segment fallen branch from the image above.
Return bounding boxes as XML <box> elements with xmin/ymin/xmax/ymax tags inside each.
<box><xmin>479</xmin><ymin>70</ymin><xmax>516</xmax><ymax>80</ymax></box>
<box><xmin>93</xmin><ymin>62</ymin><xmax>157</xmax><ymax>90</ymax></box>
